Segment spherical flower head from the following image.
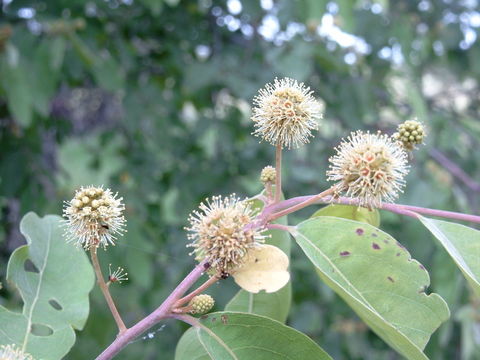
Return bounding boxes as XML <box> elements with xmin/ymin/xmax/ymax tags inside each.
<box><xmin>0</xmin><ymin>344</ymin><xmax>34</xmax><ymax>360</ymax></box>
<box><xmin>63</xmin><ymin>185</ymin><xmax>126</xmax><ymax>250</ymax></box>
<box><xmin>393</xmin><ymin>119</ymin><xmax>426</xmax><ymax>151</ymax></box>
<box><xmin>185</xmin><ymin>194</ymin><xmax>267</xmax><ymax>275</ymax></box>
<box><xmin>189</xmin><ymin>294</ymin><xmax>215</xmax><ymax>314</ymax></box>
<box><xmin>260</xmin><ymin>165</ymin><xmax>276</xmax><ymax>184</ymax></box>
<box><xmin>327</xmin><ymin>131</ymin><xmax>410</xmax><ymax>208</ymax></box>
<box><xmin>251</xmin><ymin>77</ymin><xmax>323</xmax><ymax>149</ymax></box>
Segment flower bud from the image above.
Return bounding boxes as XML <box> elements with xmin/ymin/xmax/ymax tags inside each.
<box><xmin>260</xmin><ymin>166</ymin><xmax>276</xmax><ymax>184</ymax></box>
<box><xmin>189</xmin><ymin>294</ymin><xmax>215</xmax><ymax>315</ymax></box>
<box><xmin>393</xmin><ymin>120</ymin><xmax>426</xmax><ymax>151</ymax></box>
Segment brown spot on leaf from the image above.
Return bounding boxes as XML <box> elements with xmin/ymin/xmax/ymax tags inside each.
<box><xmin>372</xmin><ymin>233</ymin><xmax>378</xmax><ymax>237</ymax></box>
<box><xmin>211</xmin><ymin>317</ymin><xmax>216</xmax><ymax>322</ymax></box>
<box><xmin>383</xmin><ymin>239</ymin><xmax>389</xmax><ymax>244</ymax></box>
<box><xmin>396</xmin><ymin>252</ymin><xmax>401</xmax><ymax>256</ymax></box>
<box><xmin>356</xmin><ymin>228</ymin><xmax>364</xmax><ymax>235</ymax></box>
<box><xmin>387</xmin><ymin>276</ymin><xmax>394</xmax><ymax>283</ymax></box>
<box><xmin>221</xmin><ymin>315</ymin><xmax>228</xmax><ymax>324</ymax></box>
<box><xmin>200</xmin><ymin>315</ymin><xmax>209</xmax><ymax>320</ymax></box>
<box><xmin>372</xmin><ymin>242</ymin><xmax>381</xmax><ymax>250</ymax></box>
<box><xmin>340</xmin><ymin>251</ymin><xmax>351</xmax><ymax>256</ymax></box>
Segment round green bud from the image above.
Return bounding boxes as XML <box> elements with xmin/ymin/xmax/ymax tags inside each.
<box><xmin>189</xmin><ymin>294</ymin><xmax>215</xmax><ymax>315</ymax></box>
<box><xmin>393</xmin><ymin>119</ymin><xmax>426</xmax><ymax>151</ymax></box>
<box><xmin>260</xmin><ymin>165</ymin><xmax>276</xmax><ymax>184</ymax></box>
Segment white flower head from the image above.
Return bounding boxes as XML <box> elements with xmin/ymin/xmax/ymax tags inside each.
<box><xmin>251</xmin><ymin>77</ymin><xmax>323</xmax><ymax>149</ymax></box>
<box><xmin>63</xmin><ymin>185</ymin><xmax>126</xmax><ymax>250</ymax></box>
<box><xmin>0</xmin><ymin>344</ymin><xmax>34</xmax><ymax>360</ymax></box>
<box><xmin>327</xmin><ymin>131</ymin><xmax>410</xmax><ymax>208</ymax></box>
<box><xmin>185</xmin><ymin>194</ymin><xmax>267</xmax><ymax>275</ymax></box>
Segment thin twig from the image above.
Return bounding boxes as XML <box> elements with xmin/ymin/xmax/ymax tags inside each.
<box><xmin>173</xmin><ymin>275</ymin><xmax>220</xmax><ymax>309</ymax></box>
<box><xmin>90</xmin><ymin>249</ymin><xmax>127</xmax><ymax>334</ymax></box>
<box><xmin>274</xmin><ymin>144</ymin><xmax>282</xmax><ymax>203</ymax></box>
<box><xmin>96</xmin><ymin>260</ymin><xmax>209</xmax><ymax>360</ymax></box>
<box><xmin>429</xmin><ymin>148</ymin><xmax>480</xmax><ymax>192</ymax></box>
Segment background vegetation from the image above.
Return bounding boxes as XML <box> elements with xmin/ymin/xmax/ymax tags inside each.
<box><xmin>1</xmin><ymin>0</ymin><xmax>479</xmax><ymax>358</ymax></box>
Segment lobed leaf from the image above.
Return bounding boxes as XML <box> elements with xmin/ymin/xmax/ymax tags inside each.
<box><xmin>418</xmin><ymin>216</ymin><xmax>480</xmax><ymax>297</ymax></box>
<box><xmin>0</xmin><ymin>213</ymin><xmax>95</xmax><ymax>359</ymax></box>
<box><xmin>292</xmin><ymin>216</ymin><xmax>450</xmax><ymax>360</ymax></box>
<box><xmin>175</xmin><ymin>312</ymin><xmax>332</xmax><ymax>360</ymax></box>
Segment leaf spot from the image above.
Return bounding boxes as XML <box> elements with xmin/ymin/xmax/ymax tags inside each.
<box><xmin>372</xmin><ymin>242</ymin><xmax>381</xmax><ymax>250</ymax></box>
<box><xmin>396</xmin><ymin>252</ymin><xmax>401</xmax><ymax>256</ymax></box>
<box><xmin>221</xmin><ymin>315</ymin><xmax>228</xmax><ymax>324</ymax></box>
<box><xmin>383</xmin><ymin>239</ymin><xmax>389</xmax><ymax>244</ymax></box>
<box><xmin>387</xmin><ymin>276</ymin><xmax>394</xmax><ymax>283</ymax></box>
<box><xmin>30</xmin><ymin>323</ymin><xmax>53</xmax><ymax>336</ymax></box>
<box><xmin>24</xmin><ymin>259</ymin><xmax>39</xmax><ymax>273</ymax></box>
<box><xmin>200</xmin><ymin>315</ymin><xmax>209</xmax><ymax>320</ymax></box>
<box><xmin>340</xmin><ymin>251</ymin><xmax>351</xmax><ymax>256</ymax></box>
<box><xmin>356</xmin><ymin>228</ymin><xmax>364</xmax><ymax>235</ymax></box>
<box><xmin>48</xmin><ymin>299</ymin><xmax>62</xmax><ymax>311</ymax></box>
<box><xmin>372</xmin><ymin>233</ymin><xmax>378</xmax><ymax>237</ymax></box>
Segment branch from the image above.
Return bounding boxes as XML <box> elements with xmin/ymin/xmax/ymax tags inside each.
<box><xmin>90</xmin><ymin>249</ymin><xmax>127</xmax><ymax>334</ymax></box>
<box><xmin>429</xmin><ymin>148</ymin><xmax>480</xmax><ymax>192</ymax></box>
<box><xmin>96</xmin><ymin>260</ymin><xmax>209</xmax><ymax>360</ymax></box>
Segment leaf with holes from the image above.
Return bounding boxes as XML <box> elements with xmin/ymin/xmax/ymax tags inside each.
<box><xmin>225</xmin><ymin>196</ymin><xmax>291</xmax><ymax>323</ymax></box>
<box><xmin>292</xmin><ymin>216</ymin><xmax>449</xmax><ymax>360</ymax></box>
<box><xmin>175</xmin><ymin>312</ymin><xmax>332</xmax><ymax>360</ymax></box>
<box><xmin>0</xmin><ymin>213</ymin><xmax>95</xmax><ymax>359</ymax></box>
<box><xmin>418</xmin><ymin>216</ymin><xmax>480</xmax><ymax>297</ymax></box>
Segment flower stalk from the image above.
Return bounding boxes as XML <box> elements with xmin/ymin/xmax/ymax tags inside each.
<box><xmin>90</xmin><ymin>249</ymin><xmax>127</xmax><ymax>335</ymax></box>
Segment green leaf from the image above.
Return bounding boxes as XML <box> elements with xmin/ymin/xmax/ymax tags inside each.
<box><xmin>225</xmin><ymin>196</ymin><xmax>291</xmax><ymax>323</ymax></box>
<box><xmin>175</xmin><ymin>312</ymin><xmax>332</xmax><ymax>360</ymax></box>
<box><xmin>0</xmin><ymin>48</ymin><xmax>32</xmax><ymax>127</ymax></box>
<box><xmin>311</xmin><ymin>204</ymin><xmax>380</xmax><ymax>227</ymax></box>
<box><xmin>292</xmin><ymin>216</ymin><xmax>449</xmax><ymax>360</ymax></box>
<box><xmin>418</xmin><ymin>216</ymin><xmax>480</xmax><ymax>297</ymax></box>
<box><xmin>0</xmin><ymin>213</ymin><xmax>95</xmax><ymax>359</ymax></box>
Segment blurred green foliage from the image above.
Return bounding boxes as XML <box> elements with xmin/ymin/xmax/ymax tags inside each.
<box><xmin>0</xmin><ymin>0</ymin><xmax>479</xmax><ymax>358</ymax></box>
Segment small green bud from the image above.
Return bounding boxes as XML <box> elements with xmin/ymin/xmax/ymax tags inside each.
<box><xmin>393</xmin><ymin>119</ymin><xmax>426</xmax><ymax>151</ymax></box>
<box><xmin>260</xmin><ymin>165</ymin><xmax>276</xmax><ymax>184</ymax></box>
<box><xmin>189</xmin><ymin>294</ymin><xmax>215</xmax><ymax>315</ymax></box>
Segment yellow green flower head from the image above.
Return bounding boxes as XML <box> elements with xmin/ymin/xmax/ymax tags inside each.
<box><xmin>393</xmin><ymin>119</ymin><xmax>426</xmax><ymax>151</ymax></box>
<box><xmin>327</xmin><ymin>131</ymin><xmax>410</xmax><ymax>209</ymax></box>
<box><xmin>185</xmin><ymin>194</ymin><xmax>267</xmax><ymax>275</ymax></box>
<box><xmin>260</xmin><ymin>165</ymin><xmax>276</xmax><ymax>184</ymax></box>
<box><xmin>189</xmin><ymin>294</ymin><xmax>215</xmax><ymax>314</ymax></box>
<box><xmin>63</xmin><ymin>185</ymin><xmax>126</xmax><ymax>250</ymax></box>
<box><xmin>251</xmin><ymin>77</ymin><xmax>323</xmax><ymax>149</ymax></box>
<box><xmin>0</xmin><ymin>344</ymin><xmax>34</xmax><ymax>360</ymax></box>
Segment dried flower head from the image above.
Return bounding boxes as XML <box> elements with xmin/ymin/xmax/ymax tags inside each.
<box><xmin>393</xmin><ymin>119</ymin><xmax>426</xmax><ymax>151</ymax></box>
<box><xmin>260</xmin><ymin>165</ymin><xmax>276</xmax><ymax>184</ymax></box>
<box><xmin>108</xmin><ymin>264</ymin><xmax>129</xmax><ymax>284</ymax></box>
<box><xmin>251</xmin><ymin>77</ymin><xmax>322</xmax><ymax>149</ymax></box>
<box><xmin>186</xmin><ymin>194</ymin><xmax>267</xmax><ymax>275</ymax></box>
<box><xmin>0</xmin><ymin>344</ymin><xmax>34</xmax><ymax>360</ymax></box>
<box><xmin>189</xmin><ymin>294</ymin><xmax>215</xmax><ymax>314</ymax></box>
<box><xmin>63</xmin><ymin>185</ymin><xmax>126</xmax><ymax>250</ymax></box>
<box><xmin>327</xmin><ymin>131</ymin><xmax>409</xmax><ymax>208</ymax></box>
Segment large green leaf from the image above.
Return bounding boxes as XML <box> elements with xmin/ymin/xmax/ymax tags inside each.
<box><xmin>225</xmin><ymin>197</ymin><xmax>291</xmax><ymax>323</ymax></box>
<box><xmin>418</xmin><ymin>216</ymin><xmax>480</xmax><ymax>297</ymax></box>
<box><xmin>292</xmin><ymin>216</ymin><xmax>449</xmax><ymax>360</ymax></box>
<box><xmin>175</xmin><ymin>312</ymin><xmax>332</xmax><ymax>360</ymax></box>
<box><xmin>0</xmin><ymin>213</ymin><xmax>95</xmax><ymax>359</ymax></box>
<box><xmin>312</xmin><ymin>203</ymin><xmax>380</xmax><ymax>227</ymax></box>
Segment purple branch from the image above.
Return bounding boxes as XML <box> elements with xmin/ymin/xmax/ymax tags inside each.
<box><xmin>96</xmin><ymin>260</ymin><xmax>209</xmax><ymax>360</ymax></box>
<box><xmin>258</xmin><ymin>194</ymin><xmax>480</xmax><ymax>224</ymax></box>
<box><xmin>429</xmin><ymin>148</ymin><xmax>480</xmax><ymax>192</ymax></box>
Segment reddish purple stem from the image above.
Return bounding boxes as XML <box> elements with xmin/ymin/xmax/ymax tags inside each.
<box><xmin>96</xmin><ymin>260</ymin><xmax>208</xmax><ymax>360</ymax></box>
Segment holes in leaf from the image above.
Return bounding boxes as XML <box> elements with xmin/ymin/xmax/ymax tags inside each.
<box><xmin>24</xmin><ymin>259</ymin><xmax>39</xmax><ymax>273</ymax></box>
<box><xmin>30</xmin><ymin>323</ymin><xmax>53</xmax><ymax>336</ymax></box>
<box><xmin>49</xmin><ymin>299</ymin><xmax>63</xmax><ymax>311</ymax></box>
